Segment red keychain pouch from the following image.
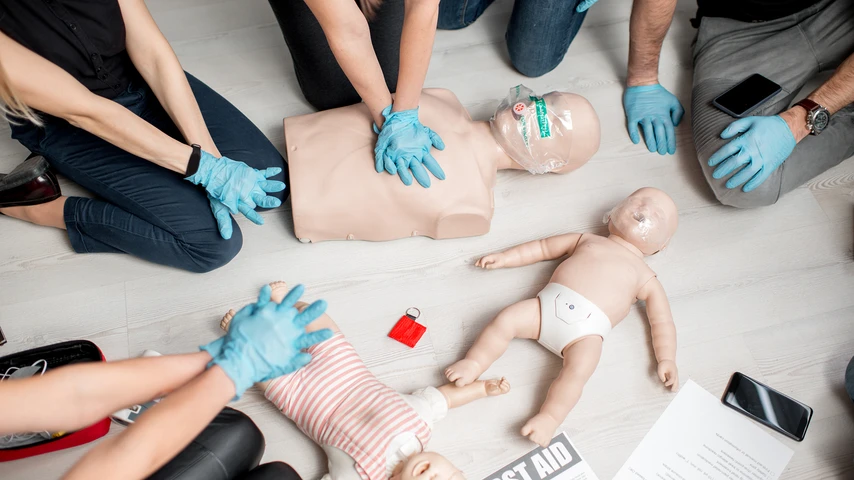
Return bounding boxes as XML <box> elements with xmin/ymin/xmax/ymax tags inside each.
<box><xmin>0</xmin><ymin>340</ymin><xmax>111</xmax><ymax>462</ymax></box>
<box><xmin>388</xmin><ymin>308</ymin><xmax>426</xmax><ymax>348</ymax></box>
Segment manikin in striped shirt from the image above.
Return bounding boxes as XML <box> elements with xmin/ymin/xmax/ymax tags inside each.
<box><xmin>220</xmin><ymin>282</ymin><xmax>511</xmax><ymax>480</ymax></box>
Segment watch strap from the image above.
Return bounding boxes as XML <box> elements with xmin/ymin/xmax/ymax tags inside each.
<box><xmin>794</xmin><ymin>98</ymin><xmax>820</xmax><ymax>112</ymax></box>
<box><xmin>186</xmin><ymin>144</ymin><xmax>202</xmax><ymax>176</ymax></box>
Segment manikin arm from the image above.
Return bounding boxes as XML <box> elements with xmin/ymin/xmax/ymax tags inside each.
<box><xmin>638</xmin><ymin>277</ymin><xmax>678</xmax><ymax>390</ymax></box>
<box><xmin>475</xmin><ymin>233</ymin><xmax>583</xmax><ymax>269</ymax></box>
<box><xmin>437</xmin><ymin>378</ymin><xmax>509</xmax><ymax>409</ymax></box>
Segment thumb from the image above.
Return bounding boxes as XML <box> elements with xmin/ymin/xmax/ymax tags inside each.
<box><xmin>428</xmin><ymin>129</ymin><xmax>445</xmax><ymax>150</ymax></box>
<box><xmin>627</xmin><ymin>120</ymin><xmax>641</xmax><ymax>144</ymax></box>
<box><xmin>721</xmin><ymin>117</ymin><xmax>754</xmax><ymax>139</ymax></box>
<box><xmin>670</xmin><ymin>101</ymin><xmax>685</xmax><ymax>126</ymax></box>
<box><xmin>658</xmin><ymin>365</ymin><xmax>667</xmax><ymax>383</ymax></box>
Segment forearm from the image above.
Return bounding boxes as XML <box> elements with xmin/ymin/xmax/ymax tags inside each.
<box><xmin>392</xmin><ymin>0</ymin><xmax>440</xmax><ymax>111</ymax></box>
<box><xmin>780</xmin><ymin>52</ymin><xmax>854</xmax><ymax>142</ymax></box>
<box><xmin>437</xmin><ymin>380</ymin><xmax>488</xmax><ymax>409</ymax></box>
<box><xmin>306</xmin><ymin>0</ymin><xmax>392</xmax><ymax>126</ymax></box>
<box><xmin>649</xmin><ymin>317</ymin><xmax>677</xmax><ymax>362</ymax></box>
<box><xmin>501</xmin><ymin>233</ymin><xmax>581</xmax><ymax>267</ymax></box>
<box><xmin>0</xmin><ymin>352</ymin><xmax>210</xmax><ymax>435</ymax></box>
<box><xmin>627</xmin><ymin>0</ymin><xmax>678</xmax><ymax>86</ymax></box>
<box><xmin>63</xmin><ymin>366</ymin><xmax>235</xmax><ymax>480</ymax></box>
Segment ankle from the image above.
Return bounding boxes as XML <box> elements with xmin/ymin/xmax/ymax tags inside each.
<box><xmin>0</xmin><ymin>197</ymin><xmax>67</xmax><ymax>229</ymax></box>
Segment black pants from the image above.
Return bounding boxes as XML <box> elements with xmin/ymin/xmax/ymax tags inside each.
<box><xmin>149</xmin><ymin>408</ymin><xmax>301</xmax><ymax>480</ymax></box>
<box><xmin>267</xmin><ymin>0</ymin><xmax>404</xmax><ymax>110</ymax></box>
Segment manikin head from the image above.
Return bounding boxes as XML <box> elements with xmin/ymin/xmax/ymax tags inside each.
<box><xmin>604</xmin><ymin>187</ymin><xmax>678</xmax><ymax>255</ymax></box>
<box><xmin>490</xmin><ymin>85</ymin><xmax>600</xmax><ymax>175</ymax></box>
<box><xmin>390</xmin><ymin>451</ymin><xmax>465</xmax><ymax>480</ymax></box>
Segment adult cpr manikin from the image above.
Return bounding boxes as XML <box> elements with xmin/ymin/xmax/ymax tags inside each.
<box><xmin>445</xmin><ymin>187</ymin><xmax>680</xmax><ymax>447</ymax></box>
<box><xmin>285</xmin><ymin>86</ymin><xmax>600</xmax><ymax>242</ymax></box>
<box><xmin>220</xmin><ymin>282</ymin><xmax>510</xmax><ymax>480</ymax></box>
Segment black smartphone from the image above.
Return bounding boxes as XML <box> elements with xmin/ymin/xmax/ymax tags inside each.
<box><xmin>712</xmin><ymin>74</ymin><xmax>782</xmax><ymax>117</ymax></box>
<box><xmin>722</xmin><ymin>372</ymin><xmax>812</xmax><ymax>441</ymax></box>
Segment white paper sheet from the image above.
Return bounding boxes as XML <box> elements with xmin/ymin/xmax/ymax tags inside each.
<box><xmin>615</xmin><ymin>380</ymin><xmax>793</xmax><ymax>480</ymax></box>
<box><xmin>484</xmin><ymin>432</ymin><xmax>600</xmax><ymax>480</ymax></box>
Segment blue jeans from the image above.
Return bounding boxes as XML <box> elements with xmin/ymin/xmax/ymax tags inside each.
<box><xmin>438</xmin><ymin>0</ymin><xmax>589</xmax><ymax>77</ymax></box>
<box><xmin>10</xmin><ymin>73</ymin><xmax>287</xmax><ymax>273</ymax></box>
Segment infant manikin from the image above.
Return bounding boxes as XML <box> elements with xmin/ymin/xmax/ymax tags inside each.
<box><xmin>220</xmin><ymin>282</ymin><xmax>510</xmax><ymax>480</ymax></box>
<box><xmin>445</xmin><ymin>187</ymin><xmax>680</xmax><ymax>447</ymax></box>
<box><xmin>285</xmin><ymin>85</ymin><xmax>600</xmax><ymax>242</ymax></box>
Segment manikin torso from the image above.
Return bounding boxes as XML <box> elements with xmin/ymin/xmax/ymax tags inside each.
<box><xmin>285</xmin><ymin>89</ymin><xmax>500</xmax><ymax>242</ymax></box>
<box><xmin>551</xmin><ymin>234</ymin><xmax>656</xmax><ymax>324</ymax></box>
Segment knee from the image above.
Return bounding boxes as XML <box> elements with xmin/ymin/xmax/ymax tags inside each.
<box><xmin>301</xmin><ymin>85</ymin><xmax>361</xmax><ymax>111</ymax></box>
<box><xmin>202</xmin><ymin>408</ymin><xmax>266</xmax><ymax>474</ymax></box>
<box><xmin>180</xmin><ymin>226</ymin><xmax>243</xmax><ymax>273</ymax></box>
<box><xmin>239</xmin><ymin>462</ymin><xmax>303</xmax><ymax>480</ymax></box>
<box><xmin>508</xmin><ymin>52</ymin><xmax>560</xmax><ymax>78</ymax></box>
<box><xmin>712</xmin><ymin>186</ymin><xmax>779</xmax><ymax>209</ymax></box>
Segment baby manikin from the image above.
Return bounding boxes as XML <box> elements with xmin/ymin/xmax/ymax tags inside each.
<box><xmin>445</xmin><ymin>187</ymin><xmax>680</xmax><ymax>447</ymax></box>
<box><xmin>219</xmin><ymin>282</ymin><xmax>510</xmax><ymax>480</ymax></box>
<box><xmin>285</xmin><ymin>85</ymin><xmax>600</xmax><ymax>242</ymax></box>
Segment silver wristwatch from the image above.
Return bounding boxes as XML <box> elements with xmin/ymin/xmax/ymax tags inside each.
<box><xmin>794</xmin><ymin>98</ymin><xmax>830</xmax><ymax>135</ymax></box>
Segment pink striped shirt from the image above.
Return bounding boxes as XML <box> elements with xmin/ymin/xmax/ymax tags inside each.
<box><xmin>264</xmin><ymin>333</ymin><xmax>432</xmax><ymax>480</ymax></box>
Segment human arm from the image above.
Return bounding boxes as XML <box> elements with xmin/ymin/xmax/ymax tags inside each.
<box><xmin>63</xmin><ymin>366</ymin><xmax>235</xmax><ymax>480</ymax></box>
<box><xmin>708</xmin><ymin>53</ymin><xmax>854</xmax><ymax>192</ymax></box>
<box><xmin>0</xmin><ymin>352</ymin><xmax>210</xmax><ymax>436</ymax></box>
<box><xmin>391</xmin><ymin>0</ymin><xmax>440</xmax><ymax>112</ymax></box>
<box><xmin>0</xmin><ymin>30</ymin><xmax>192</xmax><ymax>173</ymax></box>
<box><xmin>623</xmin><ymin>0</ymin><xmax>683</xmax><ymax>155</ymax></box>
<box><xmin>474</xmin><ymin>233</ymin><xmax>583</xmax><ymax>269</ymax></box>
<box><xmin>118</xmin><ymin>0</ymin><xmax>219</xmax><ymax>156</ymax></box>
<box><xmin>638</xmin><ymin>277</ymin><xmax>678</xmax><ymax>390</ymax></box>
<box><xmin>303</xmin><ymin>0</ymin><xmax>392</xmax><ymax>126</ymax></box>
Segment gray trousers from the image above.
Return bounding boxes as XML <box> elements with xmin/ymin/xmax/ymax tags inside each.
<box><xmin>691</xmin><ymin>0</ymin><xmax>854</xmax><ymax>208</ymax></box>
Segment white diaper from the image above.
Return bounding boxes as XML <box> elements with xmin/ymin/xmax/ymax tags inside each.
<box><xmin>537</xmin><ymin>283</ymin><xmax>611</xmax><ymax>357</ymax></box>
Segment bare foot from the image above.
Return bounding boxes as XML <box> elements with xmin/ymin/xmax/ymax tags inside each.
<box><xmin>220</xmin><ymin>309</ymin><xmax>236</xmax><ymax>332</ymax></box>
<box><xmin>444</xmin><ymin>359</ymin><xmax>483</xmax><ymax>387</ymax></box>
<box><xmin>484</xmin><ymin>377</ymin><xmax>511</xmax><ymax>396</ymax></box>
<box><xmin>521</xmin><ymin>413</ymin><xmax>559</xmax><ymax>448</ymax></box>
<box><xmin>268</xmin><ymin>281</ymin><xmax>289</xmax><ymax>303</ymax></box>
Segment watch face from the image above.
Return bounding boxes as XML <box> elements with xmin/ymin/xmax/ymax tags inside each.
<box><xmin>812</xmin><ymin>110</ymin><xmax>830</xmax><ymax>131</ymax></box>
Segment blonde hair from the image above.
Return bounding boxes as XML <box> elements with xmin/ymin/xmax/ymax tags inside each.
<box><xmin>0</xmin><ymin>60</ymin><xmax>40</xmax><ymax>125</ymax></box>
<box><xmin>359</xmin><ymin>0</ymin><xmax>384</xmax><ymax>20</ymax></box>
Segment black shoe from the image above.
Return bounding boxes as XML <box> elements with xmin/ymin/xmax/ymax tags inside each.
<box><xmin>0</xmin><ymin>155</ymin><xmax>61</xmax><ymax>208</ymax></box>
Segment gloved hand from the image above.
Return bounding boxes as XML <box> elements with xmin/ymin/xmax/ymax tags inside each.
<box><xmin>708</xmin><ymin>115</ymin><xmax>796</xmax><ymax>192</ymax></box>
<box><xmin>373</xmin><ymin>105</ymin><xmax>446</xmax><ymax>188</ymax></box>
<box><xmin>208</xmin><ymin>195</ymin><xmax>234</xmax><ymax>240</ymax></box>
<box><xmin>624</xmin><ymin>84</ymin><xmax>685</xmax><ymax>155</ymax></box>
<box><xmin>576</xmin><ymin>0</ymin><xmax>598</xmax><ymax>12</ymax></box>
<box><xmin>200</xmin><ymin>284</ymin><xmax>332</xmax><ymax>398</ymax></box>
<box><xmin>186</xmin><ymin>151</ymin><xmax>285</xmax><ymax>223</ymax></box>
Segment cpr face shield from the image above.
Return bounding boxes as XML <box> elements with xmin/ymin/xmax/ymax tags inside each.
<box><xmin>604</xmin><ymin>195</ymin><xmax>675</xmax><ymax>255</ymax></box>
<box><xmin>490</xmin><ymin>85</ymin><xmax>574</xmax><ymax>174</ymax></box>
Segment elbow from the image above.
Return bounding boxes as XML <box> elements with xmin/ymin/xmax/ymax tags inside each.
<box><xmin>327</xmin><ymin>16</ymin><xmax>371</xmax><ymax>49</ymax></box>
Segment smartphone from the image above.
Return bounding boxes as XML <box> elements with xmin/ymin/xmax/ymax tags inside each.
<box><xmin>712</xmin><ymin>74</ymin><xmax>782</xmax><ymax>117</ymax></box>
<box><xmin>722</xmin><ymin>372</ymin><xmax>812</xmax><ymax>441</ymax></box>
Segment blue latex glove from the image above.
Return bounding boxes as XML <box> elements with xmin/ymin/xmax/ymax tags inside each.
<box><xmin>576</xmin><ymin>0</ymin><xmax>598</xmax><ymax>12</ymax></box>
<box><xmin>200</xmin><ymin>284</ymin><xmax>332</xmax><ymax>398</ymax></box>
<box><xmin>708</xmin><ymin>115</ymin><xmax>796</xmax><ymax>192</ymax></box>
<box><xmin>624</xmin><ymin>84</ymin><xmax>685</xmax><ymax>155</ymax></box>
<box><xmin>186</xmin><ymin>151</ymin><xmax>285</xmax><ymax>223</ymax></box>
<box><xmin>207</xmin><ymin>195</ymin><xmax>234</xmax><ymax>240</ymax></box>
<box><xmin>373</xmin><ymin>105</ymin><xmax>446</xmax><ymax>188</ymax></box>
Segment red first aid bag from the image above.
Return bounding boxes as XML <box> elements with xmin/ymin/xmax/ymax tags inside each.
<box><xmin>0</xmin><ymin>340</ymin><xmax>111</xmax><ymax>462</ymax></box>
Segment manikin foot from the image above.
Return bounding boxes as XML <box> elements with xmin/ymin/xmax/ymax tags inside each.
<box><xmin>221</xmin><ymin>281</ymin><xmax>290</xmax><ymax>332</ymax></box>
<box><xmin>444</xmin><ymin>359</ymin><xmax>484</xmax><ymax>387</ymax></box>
<box><xmin>484</xmin><ymin>377</ymin><xmax>511</xmax><ymax>396</ymax></box>
<box><xmin>521</xmin><ymin>413</ymin><xmax>560</xmax><ymax>448</ymax></box>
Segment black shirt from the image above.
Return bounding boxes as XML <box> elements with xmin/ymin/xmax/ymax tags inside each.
<box><xmin>0</xmin><ymin>0</ymin><xmax>137</xmax><ymax>98</ymax></box>
<box><xmin>696</xmin><ymin>0</ymin><xmax>823</xmax><ymax>23</ymax></box>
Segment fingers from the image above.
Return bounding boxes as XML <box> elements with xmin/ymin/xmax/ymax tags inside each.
<box><xmin>627</xmin><ymin>119</ymin><xmax>641</xmax><ymax>145</ymax></box>
<box><xmin>671</xmin><ymin>101</ymin><xmax>685</xmax><ymax>126</ymax></box>
<box><xmin>209</xmin><ymin>199</ymin><xmax>234</xmax><ymax>240</ymax></box>
<box><xmin>652</xmin><ymin>119</ymin><xmax>667</xmax><ymax>155</ymax></box>
<box><xmin>725</xmin><ymin>158</ymin><xmax>761</xmax><ymax>189</ymax></box>
<box><xmin>256</xmin><ymin>284</ymin><xmax>273</xmax><ymax>309</ymax></box>
<box><xmin>252</xmin><ymin>191</ymin><xmax>282</xmax><ymax>209</ymax></box>
<box><xmin>278</xmin><ymin>284</ymin><xmax>305</xmax><ymax>310</ymax></box>
<box><xmin>288</xmin><ymin>352</ymin><xmax>314</xmax><ymax>371</ymax></box>
<box><xmin>383</xmin><ymin>154</ymin><xmax>397</xmax><ymax>176</ymax></box>
<box><xmin>664</xmin><ymin>118</ymin><xmax>677</xmax><ymax>155</ymax></box>
<box><xmin>427</xmin><ymin>129</ymin><xmax>445</xmax><ymax>150</ymax></box>
<box><xmin>743</xmin><ymin>166</ymin><xmax>771</xmax><ymax>192</ymax></box>
<box><xmin>238</xmin><ymin>202</ymin><xmax>265</xmax><ymax>225</ymax></box>
<box><xmin>295</xmin><ymin>328</ymin><xmax>334</xmax><ymax>350</ymax></box>
<box><xmin>641</xmin><ymin>119</ymin><xmax>656</xmax><ymax>153</ymax></box>
<box><xmin>708</xmin><ymin>140</ymin><xmax>740</xmax><ymax>167</ymax></box>
<box><xmin>721</xmin><ymin>118</ymin><xmax>753</xmax><ymax>139</ymax></box>
<box><xmin>259</xmin><ymin>179</ymin><xmax>286</xmax><ymax>193</ymax></box>
<box><xmin>410</xmin><ymin>160</ymin><xmax>431</xmax><ymax>188</ymax></box>
<box><xmin>261</xmin><ymin>167</ymin><xmax>282</xmax><ymax>179</ymax></box>
<box><xmin>713</xmin><ymin>148</ymin><xmax>750</xmax><ymax>180</ymax></box>
<box><xmin>396</xmin><ymin>158</ymin><xmax>413</xmax><ymax>186</ymax></box>
<box><xmin>576</xmin><ymin>0</ymin><xmax>597</xmax><ymax>12</ymax></box>
<box><xmin>658</xmin><ymin>367</ymin><xmax>667</xmax><ymax>383</ymax></box>
<box><xmin>293</xmin><ymin>299</ymin><xmax>328</xmax><ymax>328</ymax></box>
<box><xmin>374</xmin><ymin>148</ymin><xmax>385</xmax><ymax>173</ymax></box>
<box><xmin>422</xmin><ymin>153</ymin><xmax>446</xmax><ymax>181</ymax></box>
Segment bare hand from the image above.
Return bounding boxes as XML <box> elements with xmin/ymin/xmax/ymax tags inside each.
<box><xmin>657</xmin><ymin>360</ymin><xmax>679</xmax><ymax>391</ymax></box>
<box><xmin>475</xmin><ymin>253</ymin><xmax>505</xmax><ymax>270</ymax></box>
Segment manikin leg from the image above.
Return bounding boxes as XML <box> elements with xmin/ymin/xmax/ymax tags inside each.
<box><xmin>445</xmin><ymin>298</ymin><xmax>541</xmax><ymax>387</ymax></box>
<box><xmin>522</xmin><ymin>336</ymin><xmax>602</xmax><ymax>447</ymax></box>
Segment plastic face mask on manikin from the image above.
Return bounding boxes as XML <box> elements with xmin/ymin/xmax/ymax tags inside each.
<box><xmin>490</xmin><ymin>85</ymin><xmax>573</xmax><ymax>175</ymax></box>
<box><xmin>603</xmin><ymin>195</ymin><xmax>673</xmax><ymax>254</ymax></box>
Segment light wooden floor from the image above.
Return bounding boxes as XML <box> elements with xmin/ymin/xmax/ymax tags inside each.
<box><xmin>1</xmin><ymin>0</ymin><xmax>853</xmax><ymax>479</ymax></box>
